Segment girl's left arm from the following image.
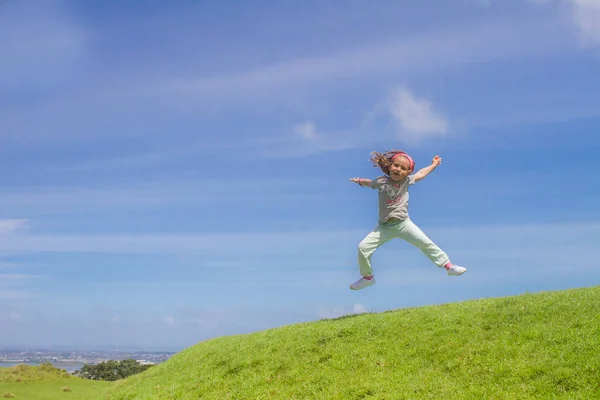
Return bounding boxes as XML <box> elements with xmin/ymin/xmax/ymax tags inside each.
<box><xmin>413</xmin><ymin>156</ymin><xmax>442</xmax><ymax>182</ymax></box>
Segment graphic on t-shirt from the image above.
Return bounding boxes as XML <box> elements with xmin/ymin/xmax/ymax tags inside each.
<box><xmin>381</xmin><ymin>182</ymin><xmax>404</xmax><ymax>205</ymax></box>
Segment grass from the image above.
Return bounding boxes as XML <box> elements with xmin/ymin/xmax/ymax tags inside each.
<box><xmin>0</xmin><ymin>363</ymin><xmax>114</xmax><ymax>400</ymax></box>
<box><xmin>105</xmin><ymin>285</ymin><xmax>600</xmax><ymax>399</ymax></box>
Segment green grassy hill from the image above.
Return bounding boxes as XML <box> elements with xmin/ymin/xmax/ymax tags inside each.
<box><xmin>0</xmin><ymin>363</ymin><xmax>114</xmax><ymax>400</ymax></box>
<box><xmin>105</xmin><ymin>285</ymin><xmax>600</xmax><ymax>399</ymax></box>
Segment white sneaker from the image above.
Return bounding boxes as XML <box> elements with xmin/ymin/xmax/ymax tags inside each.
<box><xmin>350</xmin><ymin>277</ymin><xmax>375</xmax><ymax>290</ymax></box>
<box><xmin>447</xmin><ymin>265</ymin><xmax>467</xmax><ymax>276</ymax></box>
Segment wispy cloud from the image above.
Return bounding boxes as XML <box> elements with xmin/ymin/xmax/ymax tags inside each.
<box><xmin>166</xmin><ymin>17</ymin><xmax>567</xmax><ymax>110</ymax></box>
<box><xmin>0</xmin><ymin>230</ymin><xmax>361</xmax><ymax>256</ymax></box>
<box><xmin>388</xmin><ymin>87</ymin><xmax>448</xmax><ymax>142</ymax></box>
<box><xmin>2</xmin><ymin>14</ymin><xmax>568</xmax><ymax>142</ymax></box>
<box><xmin>0</xmin><ymin>4</ymin><xmax>583</xmax><ymax>161</ymax></box>
<box><xmin>278</xmin><ymin>91</ymin><xmax>450</xmax><ymax>157</ymax></box>
<box><xmin>162</xmin><ymin>316</ymin><xmax>175</xmax><ymax>328</ymax></box>
<box><xmin>570</xmin><ymin>0</ymin><xmax>600</xmax><ymax>47</ymax></box>
<box><xmin>0</xmin><ymin>179</ymin><xmax>325</xmax><ymax>213</ymax></box>
<box><xmin>0</xmin><ymin>222</ymin><xmax>597</xmax><ymax>274</ymax></box>
<box><xmin>294</xmin><ymin>121</ymin><xmax>318</xmax><ymax>140</ymax></box>
<box><xmin>0</xmin><ymin>219</ymin><xmax>29</xmax><ymax>235</ymax></box>
<box><xmin>273</xmin><ymin>121</ymin><xmax>361</xmax><ymax>157</ymax></box>
<box><xmin>526</xmin><ymin>0</ymin><xmax>600</xmax><ymax>47</ymax></box>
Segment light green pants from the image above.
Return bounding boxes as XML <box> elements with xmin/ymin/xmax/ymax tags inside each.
<box><xmin>358</xmin><ymin>219</ymin><xmax>450</xmax><ymax>277</ymax></box>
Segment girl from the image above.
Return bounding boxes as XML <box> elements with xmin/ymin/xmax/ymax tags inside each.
<box><xmin>349</xmin><ymin>150</ymin><xmax>466</xmax><ymax>290</ymax></box>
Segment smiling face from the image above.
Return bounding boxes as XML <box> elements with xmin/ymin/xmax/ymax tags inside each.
<box><xmin>389</xmin><ymin>155</ymin><xmax>412</xmax><ymax>181</ymax></box>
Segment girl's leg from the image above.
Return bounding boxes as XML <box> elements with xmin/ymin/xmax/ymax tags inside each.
<box><xmin>357</xmin><ymin>227</ymin><xmax>394</xmax><ymax>277</ymax></box>
<box><xmin>396</xmin><ymin>220</ymin><xmax>450</xmax><ymax>268</ymax></box>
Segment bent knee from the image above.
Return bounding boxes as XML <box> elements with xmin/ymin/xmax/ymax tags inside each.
<box><xmin>358</xmin><ymin>241</ymin><xmax>374</xmax><ymax>254</ymax></box>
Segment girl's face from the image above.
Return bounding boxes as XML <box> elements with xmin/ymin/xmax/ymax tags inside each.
<box><xmin>389</xmin><ymin>156</ymin><xmax>412</xmax><ymax>181</ymax></box>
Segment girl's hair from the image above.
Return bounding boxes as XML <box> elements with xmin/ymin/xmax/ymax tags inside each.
<box><xmin>370</xmin><ymin>150</ymin><xmax>415</xmax><ymax>176</ymax></box>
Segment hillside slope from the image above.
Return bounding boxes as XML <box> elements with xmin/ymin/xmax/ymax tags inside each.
<box><xmin>0</xmin><ymin>363</ymin><xmax>113</xmax><ymax>400</ymax></box>
<box><xmin>107</xmin><ymin>286</ymin><xmax>600</xmax><ymax>399</ymax></box>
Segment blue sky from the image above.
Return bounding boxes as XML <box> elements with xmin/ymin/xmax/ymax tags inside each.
<box><xmin>1</xmin><ymin>0</ymin><xmax>599</xmax><ymax>351</ymax></box>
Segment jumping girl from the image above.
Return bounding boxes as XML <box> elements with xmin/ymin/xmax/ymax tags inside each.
<box><xmin>349</xmin><ymin>150</ymin><xmax>466</xmax><ymax>290</ymax></box>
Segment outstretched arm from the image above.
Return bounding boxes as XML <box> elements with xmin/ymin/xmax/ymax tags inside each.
<box><xmin>350</xmin><ymin>177</ymin><xmax>372</xmax><ymax>187</ymax></box>
<box><xmin>413</xmin><ymin>156</ymin><xmax>442</xmax><ymax>182</ymax></box>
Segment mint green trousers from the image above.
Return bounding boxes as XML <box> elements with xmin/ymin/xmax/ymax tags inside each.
<box><xmin>357</xmin><ymin>219</ymin><xmax>450</xmax><ymax>277</ymax></box>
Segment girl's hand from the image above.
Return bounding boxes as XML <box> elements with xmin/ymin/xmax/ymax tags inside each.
<box><xmin>432</xmin><ymin>156</ymin><xmax>442</xmax><ymax>167</ymax></box>
<box><xmin>350</xmin><ymin>177</ymin><xmax>370</xmax><ymax>187</ymax></box>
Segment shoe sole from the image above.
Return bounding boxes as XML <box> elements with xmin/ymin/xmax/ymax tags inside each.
<box><xmin>350</xmin><ymin>281</ymin><xmax>375</xmax><ymax>290</ymax></box>
<box><xmin>448</xmin><ymin>268</ymin><xmax>467</xmax><ymax>276</ymax></box>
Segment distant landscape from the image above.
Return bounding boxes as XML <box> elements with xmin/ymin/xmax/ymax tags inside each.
<box><xmin>0</xmin><ymin>349</ymin><xmax>175</xmax><ymax>372</ymax></box>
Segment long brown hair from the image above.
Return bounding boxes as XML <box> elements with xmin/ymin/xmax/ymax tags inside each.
<box><xmin>370</xmin><ymin>150</ymin><xmax>414</xmax><ymax>176</ymax></box>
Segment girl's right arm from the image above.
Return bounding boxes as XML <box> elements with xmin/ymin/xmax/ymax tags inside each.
<box><xmin>350</xmin><ymin>177</ymin><xmax>372</xmax><ymax>187</ymax></box>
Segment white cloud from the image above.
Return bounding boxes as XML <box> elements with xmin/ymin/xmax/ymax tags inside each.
<box><xmin>294</xmin><ymin>121</ymin><xmax>318</xmax><ymax>140</ymax></box>
<box><xmin>389</xmin><ymin>87</ymin><xmax>448</xmax><ymax>141</ymax></box>
<box><xmin>570</xmin><ymin>0</ymin><xmax>600</xmax><ymax>46</ymax></box>
<box><xmin>162</xmin><ymin>316</ymin><xmax>175</xmax><ymax>327</ymax></box>
<box><xmin>527</xmin><ymin>0</ymin><xmax>600</xmax><ymax>47</ymax></box>
<box><xmin>228</xmin><ymin>121</ymin><xmax>365</xmax><ymax>159</ymax></box>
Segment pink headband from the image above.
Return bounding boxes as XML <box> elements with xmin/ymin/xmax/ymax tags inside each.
<box><xmin>392</xmin><ymin>152</ymin><xmax>414</xmax><ymax>170</ymax></box>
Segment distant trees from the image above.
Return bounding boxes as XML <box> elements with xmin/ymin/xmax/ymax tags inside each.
<box><xmin>73</xmin><ymin>359</ymin><xmax>154</xmax><ymax>381</ymax></box>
